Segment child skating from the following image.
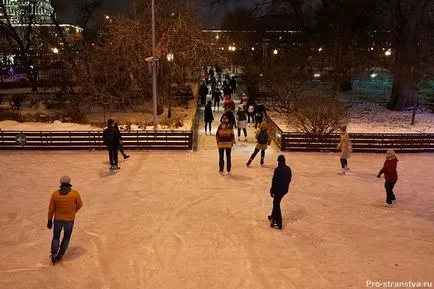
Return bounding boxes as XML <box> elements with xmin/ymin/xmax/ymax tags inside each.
<box><xmin>377</xmin><ymin>149</ymin><xmax>398</xmax><ymax>207</ymax></box>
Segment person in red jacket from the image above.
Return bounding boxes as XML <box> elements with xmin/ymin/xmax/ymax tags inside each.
<box><xmin>377</xmin><ymin>149</ymin><xmax>398</xmax><ymax>207</ymax></box>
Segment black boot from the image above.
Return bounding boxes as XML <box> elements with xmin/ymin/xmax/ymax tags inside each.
<box><xmin>260</xmin><ymin>158</ymin><xmax>264</xmax><ymax>166</ymax></box>
<box><xmin>246</xmin><ymin>159</ymin><xmax>252</xmax><ymax>167</ymax></box>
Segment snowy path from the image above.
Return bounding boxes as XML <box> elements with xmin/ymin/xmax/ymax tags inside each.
<box><xmin>0</xmin><ymin>149</ymin><xmax>433</xmax><ymax>289</ymax></box>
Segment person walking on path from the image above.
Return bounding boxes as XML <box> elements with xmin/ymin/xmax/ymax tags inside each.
<box><xmin>222</xmin><ymin>82</ymin><xmax>232</xmax><ymax>98</ymax></box>
<box><xmin>204</xmin><ymin>100</ymin><xmax>214</xmax><ymax>135</ymax></box>
<box><xmin>212</xmin><ymin>87</ymin><xmax>222</xmax><ymax>111</ymax></box>
<box><xmin>236</xmin><ymin>104</ymin><xmax>248</xmax><ymax>141</ymax></box>
<box><xmin>114</xmin><ymin>122</ymin><xmax>130</xmax><ymax>160</ymax></box>
<box><xmin>47</xmin><ymin>176</ymin><xmax>83</xmax><ymax>264</ymax></box>
<box><xmin>216</xmin><ymin>115</ymin><xmax>235</xmax><ymax>175</ymax></box>
<box><xmin>337</xmin><ymin>126</ymin><xmax>352</xmax><ymax>175</ymax></box>
<box><xmin>223</xmin><ymin>95</ymin><xmax>235</xmax><ymax>112</ymax></box>
<box><xmin>377</xmin><ymin>149</ymin><xmax>398</xmax><ymax>207</ymax></box>
<box><xmin>246</xmin><ymin>122</ymin><xmax>272</xmax><ymax>167</ymax></box>
<box><xmin>199</xmin><ymin>82</ymin><xmax>209</xmax><ymax>106</ymax></box>
<box><xmin>254</xmin><ymin>102</ymin><xmax>267</xmax><ymax>129</ymax></box>
<box><xmin>246</xmin><ymin>98</ymin><xmax>256</xmax><ymax>126</ymax></box>
<box><xmin>268</xmin><ymin>155</ymin><xmax>292</xmax><ymax>230</ymax></box>
<box><xmin>103</xmin><ymin>119</ymin><xmax>121</xmax><ymax>170</ymax></box>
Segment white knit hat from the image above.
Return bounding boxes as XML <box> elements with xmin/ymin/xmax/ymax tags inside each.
<box><xmin>386</xmin><ymin>149</ymin><xmax>396</xmax><ymax>159</ymax></box>
<box><xmin>60</xmin><ymin>175</ymin><xmax>71</xmax><ymax>185</ymax></box>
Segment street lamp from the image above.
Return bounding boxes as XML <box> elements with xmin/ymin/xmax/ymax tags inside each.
<box><xmin>273</xmin><ymin>49</ymin><xmax>278</xmax><ymax>55</ymax></box>
<box><xmin>385</xmin><ymin>49</ymin><xmax>392</xmax><ymax>56</ymax></box>
<box><xmin>166</xmin><ymin>53</ymin><xmax>174</xmax><ymax>118</ymax></box>
<box><xmin>52</xmin><ymin>47</ymin><xmax>59</xmax><ymax>54</ymax></box>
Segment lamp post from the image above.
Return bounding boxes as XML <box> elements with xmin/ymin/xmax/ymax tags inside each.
<box><xmin>167</xmin><ymin>53</ymin><xmax>174</xmax><ymax>119</ymax></box>
<box><xmin>151</xmin><ymin>0</ymin><xmax>157</xmax><ymax>130</ymax></box>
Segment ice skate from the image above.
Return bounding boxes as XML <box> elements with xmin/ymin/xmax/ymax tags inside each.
<box><xmin>219</xmin><ymin>171</ymin><xmax>224</xmax><ymax>176</ymax></box>
<box><xmin>345</xmin><ymin>166</ymin><xmax>350</xmax><ymax>171</ymax></box>
<box><xmin>267</xmin><ymin>215</ymin><xmax>273</xmax><ymax>222</ymax></box>
<box><xmin>123</xmin><ymin>155</ymin><xmax>130</xmax><ymax>160</ymax></box>
<box><xmin>384</xmin><ymin>203</ymin><xmax>392</xmax><ymax>208</ymax></box>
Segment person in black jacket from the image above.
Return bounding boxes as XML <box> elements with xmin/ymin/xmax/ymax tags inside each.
<box><xmin>254</xmin><ymin>102</ymin><xmax>267</xmax><ymax>129</ymax></box>
<box><xmin>268</xmin><ymin>155</ymin><xmax>292</xmax><ymax>229</ymax></box>
<box><xmin>204</xmin><ymin>100</ymin><xmax>214</xmax><ymax>135</ymax></box>
<box><xmin>199</xmin><ymin>82</ymin><xmax>209</xmax><ymax>106</ymax></box>
<box><xmin>103</xmin><ymin>119</ymin><xmax>121</xmax><ymax>170</ymax></box>
<box><xmin>212</xmin><ymin>87</ymin><xmax>223</xmax><ymax>111</ymax></box>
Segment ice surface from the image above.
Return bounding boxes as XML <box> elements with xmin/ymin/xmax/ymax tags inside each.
<box><xmin>0</xmin><ymin>125</ymin><xmax>433</xmax><ymax>288</ymax></box>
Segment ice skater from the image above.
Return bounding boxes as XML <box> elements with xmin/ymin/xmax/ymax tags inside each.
<box><xmin>47</xmin><ymin>176</ymin><xmax>83</xmax><ymax>264</ymax></box>
<box><xmin>103</xmin><ymin>119</ymin><xmax>121</xmax><ymax>170</ymax></box>
<box><xmin>199</xmin><ymin>81</ymin><xmax>209</xmax><ymax>106</ymax></box>
<box><xmin>236</xmin><ymin>104</ymin><xmax>247</xmax><ymax>141</ymax></box>
<box><xmin>337</xmin><ymin>126</ymin><xmax>352</xmax><ymax>175</ymax></box>
<box><xmin>212</xmin><ymin>87</ymin><xmax>222</xmax><ymax>111</ymax></box>
<box><xmin>114</xmin><ymin>122</ymin><xmax>130</xmax><ymax>160</ymax></box>
<box><xmin>216</xmin><ymin>115</ymin><xmax>235</xmax><ymax>175</ymax></box>
<box><xmin>204</xmin><ymin>100</ymin><xmax>214</xmax><ymax>135</ymax></box>
<box><xmin>268</xmin><ymin>155</ymin><xmax>292</xmax><ymax>229</ymax></box>
<box><xmin>377</xmin><ymin>149</ymin><xmax>398</xmax><ymax>207</ymax></box>
<box><xmin>246</xmin><ymin>122</ymin><xmax>271</xmax><ymax>167</ymax></box>
<box><xmin>254</xmin><ymin>101</ymin><xmax>266</xmax><ymax>129</ymax></box>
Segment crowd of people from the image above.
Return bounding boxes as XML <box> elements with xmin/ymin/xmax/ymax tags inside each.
<box><xmin>44</xmin><ymin>67</ymin><xmax>400</xmax><ymax>265</ymax></box>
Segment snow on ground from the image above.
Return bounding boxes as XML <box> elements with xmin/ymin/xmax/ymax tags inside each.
<box><xmin>270</xmin><ymin>97</ymin><xmax>434</xmax><ymax>134</ymax></box>
<box><xmin>0</xmin><ymin>88</ymin><xmax>433</xmax><ymax>289</ymax></box>
<box><xmin>0</xmin><ymin>148</ymin><xmax>433</xmax><ymax>289</ymax></box>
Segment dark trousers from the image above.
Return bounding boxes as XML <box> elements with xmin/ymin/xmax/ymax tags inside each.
<box><xmin>238</xmin><ymin>128</ymin><xmax>247</xmax><ymax>137</ymax></box>
<box><xmin>200</xmin><ymin>95</ymin><xmax>206</xmax><ymax>106</ymax></box>
<box><xmin>218</xmin><ymin>148</ymin><xmax>232</xmax><ymax>172</ymax></box>
<box><xmin>249</xmin><ymin>148</ymin><xmax>265</xmax><ymax>164</ymax></box>
<box><xmin>107</xmin><ymin>145</ymin><xmax>119</xmax><ymax>166</ymax></box>
<box><xmin>271</xmin><ymin>194</ymin><xmax>284</xmax><ymax>226</ymax></box>
<box><xmin>119</xmin><ymin>140</ymin><xmax>127</xmax><ymax>158</ymax></box>
<box><xmin>340</xmin><ymin>158</ymin><xmax>348</xmax><ymax>168</ymax></box>
<box><xmin>213</xmin><ymin>100</ymin><xmax>220</xmax><ymax>110</ymax></box>
<box><xmin>205</xmin><ymin>122</ymin><xmax>212</xmax><ymax>132</ymax></box>
<box><xmin>51</xmin><ymin>220</ymin><xmax>74</xmax><ymax>258</ymax></box>
<box><xmin>247</xmin><ymin>113</ymin><xmax>254</xmax><ymax>123</ymax></box>
<box><xmin>385</xmin><ymin>181</ymin><xmax>397</xmax><ymax>204</ymax></box>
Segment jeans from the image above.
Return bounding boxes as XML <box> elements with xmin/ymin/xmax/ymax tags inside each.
<box><xmin>107</xmin><ymin>145</ymin><xmax>119</xmax><ymax>166</ymax></box>
<box><xmin>51</xmin><ymin>220</ymin><xmax>74</xmax><ymax>258</ymax></box>
<box><xmin>385</xmin><ymin>181</ymin><xmax>397</xmax><ymax>204</ymax></box>
<box><xmin>205</xmin><ymin>122</ymin><xmax>212</xmax><ymax>132</ymax></box>
<box><xmin>218</xmin><ymin>148</ymin><xmax>232</xmax><ymax>172</ymax></box>
<box><xmin>213</xmin><ymin>100</ymin><xmax>220</xmax><ymax>110</ymax></box>
<box><xmin>237</xmin><ymin>128</ymin><xmax>247</xmax><ymax>137</ymax></box>
<box><xmin>248</xmin><ymin>148</ymin><xmax>265</xmax><ymax>164</ymax></box>
<box><xmin>247</xmin><ymin>113</ymin><xmax>255</xmax><ymax>123</ymax></box>
<box><xmin>271</xmin><ymin>194</ymin><xmax>284</xmax><ymax>227</ymax></box>
<box><xmin>340</xmin><ymin>158</ymin><xmax>348</xmax><ymax>169</ymax></box>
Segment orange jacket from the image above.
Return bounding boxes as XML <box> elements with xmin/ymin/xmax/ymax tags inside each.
<box><xmin>48</xmin><ymin>187</ymin><xmax>83</xmax><ymax>221</ymax></box>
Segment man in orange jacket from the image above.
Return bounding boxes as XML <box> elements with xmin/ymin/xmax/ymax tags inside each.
<box><xmin>47</xmin><ymin>176</ymin><xmax>83</xmax><ymax>264</ymax></box>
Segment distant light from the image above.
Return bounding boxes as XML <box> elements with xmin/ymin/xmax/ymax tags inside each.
<box><xmin>215</xmin><ymin>35</ymin><xmax>219</xmax><ymax>39</ymax></box>
<box><xmin>105</xmin><ymin>15</ymin><xmax>110</xmax><ymax>20</ymax></box>
<box><xmin>273</xmin><ymin>49</ymin><xmax>278</xmax><ymax>55</ymax></box>
<box><xmin>370</xmin><ymin>73</ymin><xmax>377</xmax><ymax>78</ymax></box>
<box><xmin>260</xmin><ymin>73</ymin><xmax>263</xmax><ymax>77</ymax></box>
<box><xmin>385</xmin><ymin>49</ymin><xmax>392</xmax><ymax>56</ymax></box>
<box><xmin>318</xmin><ymin>47</ymin><xmax>323</xmax><ymax>52</ymax></box>
<box><xmin>52</xmin><ymin>47</ymin><xmax>59</xmax><ymax>54</ymax></box>
<box><xmin>370</xmin><ymin>47</ymin><xmax>374</xmax><ymax>51</ymax></box>
<box><xmin>251</xmin><ymin>47</ymin><xmax>255</xmax><ymax>51</ymax></box>
<box><xmin>0</xmin><ymin>13</ymin><xmax>3</xmax><ymax>17</ymax></box>
<box><xmin>314</xmin><ymin>73</ymin><xmax>321</xmax><ymax>78</ymax></box>
<box><xmin>167</xmin><ymin>52</ymin><xmax>174</xmax><ymax>62</ymax></box>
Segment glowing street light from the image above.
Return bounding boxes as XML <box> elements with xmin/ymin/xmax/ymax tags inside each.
<box><xmin>52</xmin><ymin>47</ymin><xmax>59</xmax><ymax>54</ymax></box>
<box><xmin>251</xmin><ymin>47</ymin><xmax>255</xmax><ymax>51</ymax></box>
<box><xmin>215</xmin><ymin>35</ymin><xmax>219</xmax><ymax>40</ymax></box>
<box><xmin>105</xmin><ymin>15</ymin><xmax>110</xmax><ymax>20</ymax></box>
<box><xmin>166</xmin><ymin>52</ymin><xmax>174</xmax><ymax>62</ymax></box>
<box><xmin>370</xmin><ymin>73</ymin><xmax>377</xmax><ymax>78</ymax></box>
<box><xmin>318</xmin><ymin>47</ymin><xmax>323</xmax><ymax>52</ymax></box>
<box><xmin>273</xmin><ymin>49</ymin><xmax>278</xmax><ymax>55</ymax></box>
<box><xmin>385</xmin><ymin>49</ymin><xmax>392</xmax><ymax>56</ymax></box>
<box><xmin>314</xmin><ymin>73</ymin><xmax>321</xmax><ymax>78</ymax></box>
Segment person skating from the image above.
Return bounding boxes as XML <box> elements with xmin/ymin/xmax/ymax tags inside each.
<box><xmin>222</xmin><ymin>82</ymin><xmax>232</xmax><ymax>98</ymax></box>
<box><xmin>103</xmin><ymin>119</ymin><xmax>121</xmax><ymax>170</ymax></box>
<box><xmin>337</xmin><ymin>126</ymin><xmax>352</xmax><ymax>175</ymax></box>
<box><xmin>204</xmin><ymin>100</ymin><xmax>214</xmax><ymax>135</ymax></box>
<box><xmin>236</xmin><ymin>104</ymin><xmax>248</xmax><ymax>141</ymax></box>
<box><xmin>47</xmin><ymin>176</ymin><xmax>83</xmax><ymax>264</ymax></box>
<box><xmin>254</xmin><ymin>102</ymin><xmax>267</xmax><ymax>129</ymax></box>
<box><xmin>199</xmin><ymin>82</ymin><xmax>209</xmax><ymax>106</ymax></box>
<box><xmin>223</xmin><ymin>95</ymin><xmax>235</xmax><ymax>112</ymax></box>
<box><xmin>377</xmin><ymin>149</ymin><xmax>398</xmax><ymax>207</ymax></box>
<box><xmin>268</xmin><ymin>155</ymin><xmax>292</xmax><ymax>229</ymax></box>
<box><xmin>114</xmin><ymin>121</ymin><xmax>129</xmax><ymax>160</ymax></box>
<box><xmin>216</xmin><ymin>115</ymin><xmax>235</xmax><ymax>175</ymax></box>
<box><xmin>220</xmin><ymin>109</ymin><xmax>236</xmax><ymax>129</ymax></box>
<box><xmin>246</xmin><ymin>122</ymin><xmax>272</xmax><ymax>166</ymax></box>
<box><xmin>246</xmin><ymin>98</ymin><xmax>256</xmax><ymax>126</ymax></box>
<box><xmin>212</xmin><ymin>87</ymin><xmax>223</xmax><ymax>111</ymax></box>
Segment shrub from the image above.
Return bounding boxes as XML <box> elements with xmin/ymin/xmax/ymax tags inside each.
<box><xmin>292</xmin><ymin>96</ymin><xmax>348</xmax><ymax>134</ymax></box>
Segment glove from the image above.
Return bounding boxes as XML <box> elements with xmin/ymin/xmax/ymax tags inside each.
<box><xmin>47</xmin><ymin>220</ymin><xmax>53</xmax><ymax>229</ymax></box>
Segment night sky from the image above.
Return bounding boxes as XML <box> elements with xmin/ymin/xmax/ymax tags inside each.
<box><xmin>56</xmin><ymin>0</ymin><xmax>254</xmax><ymax>28</ymax></box>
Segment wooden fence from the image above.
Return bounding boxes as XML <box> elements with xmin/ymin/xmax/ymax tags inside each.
<box><xmin>0</xmin><ymin>130</ymin><xmax>193</xmax><ymax>150</ymax></box>
<box><xmin>265</xmin><ymin>117</ymin><xmax>434</xmax><ymax>152</ymax></box>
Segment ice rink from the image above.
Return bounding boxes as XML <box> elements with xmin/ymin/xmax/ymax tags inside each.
<box><xmin>0</xmin><ymin>142</ymin><xmax>433</xmax><ymax>288</ymax></box>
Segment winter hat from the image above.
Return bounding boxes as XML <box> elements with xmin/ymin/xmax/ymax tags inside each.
<box><xmin>60</xmin><ymin>175</ymin><xmax>71</xmax><ymax>185</ymax></box>
<box><xmin>107</xmin><ymin>119</ymin><xmax>114</xmax><ymax>126</ymax></box>
<box><xmin>386</xmin><ymin>149</ymin><xmax>396</xmax><ymax>160</ymax></box>
<box><xmin>277</xmin><ymin>155</ymin><xmax>285</xmax><ymax>164</ymax></box>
